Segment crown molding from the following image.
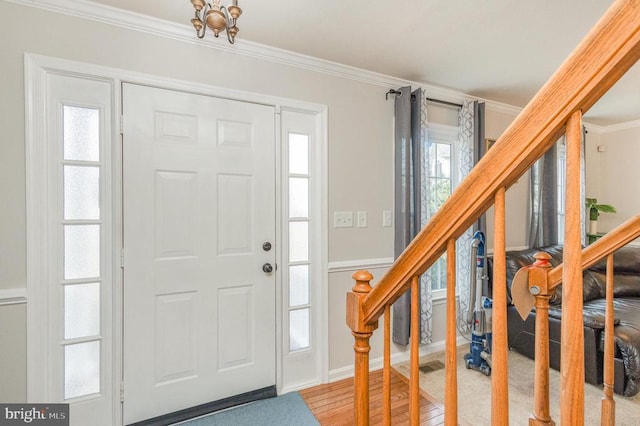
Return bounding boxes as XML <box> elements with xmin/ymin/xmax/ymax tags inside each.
<box><xmin>7</xmin><ymin>0</ymin><xmax>640</xmax><ymax>133</ymax></box>
<box><xmin>584</xmin><ymin>123</ymin><xmax>607</xmax><ymax>134</ymax></box>
<box><xmin>484</xmin><ymin>100</ymin><xmax>522</xmax><ymax>117</ymax></box>
<box><xmin>5</xmin><ymin>0</ymin><xmax>502</xmax><ymax>107</ymax></box>
<box><xmin>5</xmin><ymin>0</ymin><xmax>411</xmax><ymax>88</ymax></box>
<box><xmin>599</xmin><ymin>118</ymin><xmax>640</xmax><ymax>133</ymax></box>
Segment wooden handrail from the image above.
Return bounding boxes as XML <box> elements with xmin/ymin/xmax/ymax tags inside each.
<box><xmin>547</xmin><ymin>215</ymin><xmax>640</xmax><ymax>288</ymax></box>
<box><xmin>361</xmin><ymin>0</ymin><xmax>640</xmax><ymax>325</ymax></box>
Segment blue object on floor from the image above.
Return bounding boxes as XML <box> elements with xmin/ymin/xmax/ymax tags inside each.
<box><xmin>177</xmin><ymin>392</ymin><xmax>319</xmax><ymax>426</ymax></box>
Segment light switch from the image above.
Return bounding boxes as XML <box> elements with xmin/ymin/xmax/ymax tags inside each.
<box><xmin>334</xmin><ymin>211</ymin><xmax>353</xmax><ymax>228</ymax></box>
<box><xmin>357</xmin><ymin>211</ymin><xmax>368</xmax><ymax>228</ymax></box>
<box><xmin>383</xmin><ymin>210</ymin><xmax>392</xmax><ymax>227</ymax></box>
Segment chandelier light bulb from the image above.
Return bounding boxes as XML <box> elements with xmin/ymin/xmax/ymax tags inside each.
<box><xmin>190</xmin><ymin>0</ymin><xmax>242</xmax><ymax>44</ymax></box>
<box><xmin>191</xmin><ymin>0</ymin><xmax>205</xmax><ymax>11</ymax></box>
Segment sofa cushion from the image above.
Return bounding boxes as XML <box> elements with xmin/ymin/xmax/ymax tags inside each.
<box><xmin>589</xmin><ymin>297</ymin><xmax>640</xmax><ymax>396</ymax></box>
<box><xmin>589</xmin><ymin>246</ymin><xmax>640</xmax><ymax>275</ymax></box>
<box><xmin>587</xmin><ymin>271</ymin><xmax>640</xmax><ymax>299</ymax></box>
<box><xmin>548</xmin><ymin>301</ymin><xmax>620</xmax><ymax>329</ymax></box>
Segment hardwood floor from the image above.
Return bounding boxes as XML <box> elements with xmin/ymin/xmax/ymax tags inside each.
<box><xmin>300</xmin><ymin>369</ymin><xmax>445</xmax><ymax>425</ymax></box>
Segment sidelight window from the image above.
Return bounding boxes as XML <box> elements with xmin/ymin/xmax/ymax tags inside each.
<box><xmin>61</xmin><ymin>105</ymin><xmax>103</xmax><ymax>400</ymax></box>
<box><xmin>287</xmin><ymin>133</ymin><xmax>311</xmax><ymax>352</ymax></box>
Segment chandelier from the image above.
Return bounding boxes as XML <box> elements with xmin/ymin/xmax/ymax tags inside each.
<box><xmin>190</xmin><ymin>0</ymin><xmax>242</xmax><ymax>44</ymax></box>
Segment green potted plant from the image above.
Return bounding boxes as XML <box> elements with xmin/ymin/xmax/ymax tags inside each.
<box><xmin>585</xmin><ymin>197</ymin><xmax>616</xmax><ymax>235</ymax></box>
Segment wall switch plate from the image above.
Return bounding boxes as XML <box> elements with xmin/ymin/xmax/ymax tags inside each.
<box><xmin>334</xmin><ymin>211</ymin><xmax>353</xmax><ymax>228</ymax></box>
<box><xmin>357</xmin><ymin>211</ymin><xmax>368</xmax><ymax>228</ymax></box>
<box><xmin>382</xmin><ymin>210</ymin><xmax>392</xmax><ymax>227</ymax></box>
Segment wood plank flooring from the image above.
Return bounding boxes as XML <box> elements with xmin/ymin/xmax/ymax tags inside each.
<box><xmin>300</xmin><ymin>369</ymin><xmax>445</xmax><ymax>425</ymax></box>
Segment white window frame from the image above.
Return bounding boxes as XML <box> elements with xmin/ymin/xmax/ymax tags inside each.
<box><xmin>25</xmin><ymin>64</ymin><xmax>116</xmax><ymax>423</ymax></box>
<box><xmin>425</xmin><ymin>123</ymin><xmax>461</xmax><ymax>300</ymax></box>
<box><xmin>25</xmin><ymin>54</ymin><xmax>328</xmax><ymax>425</ymax></box>
<box><xmin>279</xmin><ymin>109</ymin><xmax>328</xmax><ymax>392</ymax></box>
<box><xmin>557</xmin><ymin>137</ymin><xmax>567</xmax><ymax>243</ymax></box>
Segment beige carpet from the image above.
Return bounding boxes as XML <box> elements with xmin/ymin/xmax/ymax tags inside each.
<box><xmin>394</xmin><ymin>345</ymin><xmax>640</xmax><ymax>426</ymax></box>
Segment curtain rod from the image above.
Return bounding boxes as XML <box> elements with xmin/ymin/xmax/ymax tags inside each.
<box><xmin>426</xmin><ymin>97</ymin><xmax>463</xmax><ymax>109</ymax></box>
<box><xmin>385</xmin><ymin>89</ymin><xmax>463</xmax><ymax>109</ymax></box>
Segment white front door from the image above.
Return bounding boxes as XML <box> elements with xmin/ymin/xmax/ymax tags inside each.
<box><xmin>122</xmin><ymin>83</ymin><xmax>276</xmax><ymax>424</ymax></box>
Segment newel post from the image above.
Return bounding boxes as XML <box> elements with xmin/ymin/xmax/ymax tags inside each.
<box><xmin>528</xmin><ymin>252</ymin><xmax>555</xmax><ymax>426</ymax></box>
<box><xmin>346</xmin><ymin>270</ymin><xmax>379</xmax><ymax>426</ymax></box>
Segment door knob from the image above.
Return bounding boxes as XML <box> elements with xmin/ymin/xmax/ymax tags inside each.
<box><xmin>262</xmin><ymin>242</ymin><xmax>272</xmax><ymax>252</ymax></box>
<box><xmin>262</xmin><ymin>263</ymin><xmax>273</xmax><ymax>273</ymax></box>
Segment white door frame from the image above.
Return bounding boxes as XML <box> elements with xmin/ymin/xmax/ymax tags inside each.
<box><xmin>25</xmin><ymin>53</ymin><xmax>328</xmax><ymax>424</ymax></box>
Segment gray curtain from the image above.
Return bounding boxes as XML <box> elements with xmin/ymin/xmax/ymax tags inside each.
<box><xmin>392</xmin><ymin>86</ymin><xmax>422</xmax><ymax>345</ymax></box>
<box><xmin>392</xmin><ymin>94</ymin><xmax>484</xmax><ymax>345</ymax></box>
<box><xmin>528</xmin><ymin>128</ymin><xmax>587</xmax><ymax>248</ymax></box>
<box><xmin>528</xmin><ymin>143</ymin><xmax>559</xmax><ymax>248</ymax></box>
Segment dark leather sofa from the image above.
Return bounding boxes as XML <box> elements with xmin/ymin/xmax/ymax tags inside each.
<box><xmin>489</xmin><ymin>244</ymin><xmax>640</xmax><ymax>396</ymax></box>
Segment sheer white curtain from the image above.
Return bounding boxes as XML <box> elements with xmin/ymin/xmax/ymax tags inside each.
<box><xmin>417</xmin><ymin>89</ymin><xmax>433</xmax><ymax>343</ymax></box>
<box><xmin>454</xmin><ymin>100</ymin><xmax>475</xmax><ymax>333</ymax></box>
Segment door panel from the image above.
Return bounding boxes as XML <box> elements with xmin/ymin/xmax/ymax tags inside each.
<box><xmin>122</xmin><ymin>84</ymin><xmax>276</xmax><ymax>424</ymax></box>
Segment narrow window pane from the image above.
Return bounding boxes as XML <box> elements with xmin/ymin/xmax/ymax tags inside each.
<box><xmin>65</xmin><ymin>341</ymin><xmax>100</xmax><ymax>399</ymax></box>
<box><xmin>65</xmin><ymin>225</ymin><xmax>100</xmax><ymax>280</ymax></box>
<box><xmin>289</xmin><ymin>134</ymin><xmax>309</xmax><ymax>175</ymax></box>
<box><xmin>64</xmin><ymin>166</ymin><xmax>100</xmax><ymax>220</ymax></box>
<box><xmin>430</xmin><ymin>255</ymin><xmax>447</xmax><ymax>291</ymax></box>
<box><xmin>65</xmin><ymin>283</ymin><xmax>100</xmax><ymax>339</ymax></box>
<box><xmin>289</xmin><ymin>265</ymin><xmax>309</xmax><ymax>307</ymax></box>
<box><xmin>289</xmin><ymin>308</ymin><xmax>310</xmax><ymax>351</ymax></box>
<box><xmin>64</xmin><ymin>106</ymin><xmax>100</xmax><ymax>161</ymax></box>
<box><xmin>436</xmin><ymin>143</ymin><xmax>452</xmax><ymax>178</ymax></box>
<box><xmin>434</xmin><ymin>178</ymin><xmax>451</xmax><ymax>210</ymax></box>
<box><xmin>289</xmin><ymin>222</ymin><xmax>309</xmax><ymax>262</ymax></box>
<box><xmin>289</xmin><ymin>177</ymin><xmax>309</xmax><ymax>218</ymax></box>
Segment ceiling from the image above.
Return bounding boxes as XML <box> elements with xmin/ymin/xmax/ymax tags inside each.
<box><xmin>94</xmin><ymin>0</ymin><xmax>639</xmax><ymax>126</ymax></box>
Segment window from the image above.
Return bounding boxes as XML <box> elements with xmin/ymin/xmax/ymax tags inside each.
<box><xmin>28</xmin><ymin>68</ymin><xmax>114</xmax><ymax>423</ymax></box>
<box><xmin>286</xmin><ymin>132</ymin><xmax>312</xmax><ymax>352</ymax></box>
<box><xmin>557</xmin><ymin>138</ymin><xmax>566</xmax><ymax>243</ymax></box>
<box><xmin>280</xmin><ymin>108</ymin><xmax>324</xmax><ymax>390</ymax></box>
<box><xmin>423</xmin><ymin>124</ymin><xmax>461</xmax><ymax>293</ymax></box>
<box><xmin>62</xmin><ymin>105</ymin><xmax>104</xmax><ymax>400</ymax></box>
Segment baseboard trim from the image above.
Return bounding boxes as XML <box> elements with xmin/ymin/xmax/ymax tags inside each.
<box><xmin>127</xmin><ymin>385</ymin><xmax>277</xmax><ymax>426</ymax></box>
<box><xmin>327</xmin><ymin>258</ymin><xmax>394</xmax><ymax>273</ymax></box>
<box><xmin>328</xmin><ymin>336</ymin><xmax>468</xmax><ymax>383</ymax></box>
<box><xmin>280</xmin><ymin>379</ymin><xmax>323</xmax><ymax>395</ymax></box>
<box><xmin>0</xmin><ymin>288</ymin><xmax>27</xmax><ymax>306</ymax></box>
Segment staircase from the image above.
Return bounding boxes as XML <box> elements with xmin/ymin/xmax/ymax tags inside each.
<box><xmin>346</xmin><ymin>1</ymin><xmax>640</xmax><ymax>424</ymax></box>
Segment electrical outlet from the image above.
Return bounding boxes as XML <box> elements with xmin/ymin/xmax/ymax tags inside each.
<box><xmin>334</xmin><ymin>211</ymin><xmax>353</xmax><ymax>228</ymax></box>
<box><xmin>357</xmin><ymin>211</ymin><xmax>368</xmax><ymax>228</ymax></box>
<box><xmin>382</xmin><ymin>210</ymin><xmax>392</xmax><ymax>227</ymax></box>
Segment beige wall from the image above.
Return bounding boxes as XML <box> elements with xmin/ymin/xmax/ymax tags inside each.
<box><xmin>0</xmin><ymin>1</ymin><xmax>398</xmax><ymax>398</ymax></box>
<box><xmin>595</xmin><ymin>125</ymin><xmax>640</xmax><ymax>233</ymax></box>
<box><xmin>0</xmin><ymin>1</ymin><xmax>547</xmax><ymax>401</ymax></box>
<box><xmin>484</xmin><ymin>108</ymin><xmax>530</xmax><ymax>250</ymax></box>
<box><xmin>0</xmin><ymin>304</ymin><xmax>26</xmax><ymax>401</ymax></box>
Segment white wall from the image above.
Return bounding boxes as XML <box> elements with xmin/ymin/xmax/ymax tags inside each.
<box><xmin>593</xmin><ymin>125</ymin><xmax>640</xmax><ymax>233</ymax></box>
<box><xmin>0</xmin><ymin>0</ymin><xmax>539</xmax><ymax>401</ymax></box>
<box><xmin>484</xmin><ymin>108</ymin><xmax>530</xmax><ymax>250</ymax></box>
<box><xmin>0</xmin><ymin>1</ymin><xmax>399</xmax><ymax>399</ymax></box>
<box><xmin>0</xmin><ymin>304</ymin><xmax>26</xmax><ymax>402</ymax></box>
